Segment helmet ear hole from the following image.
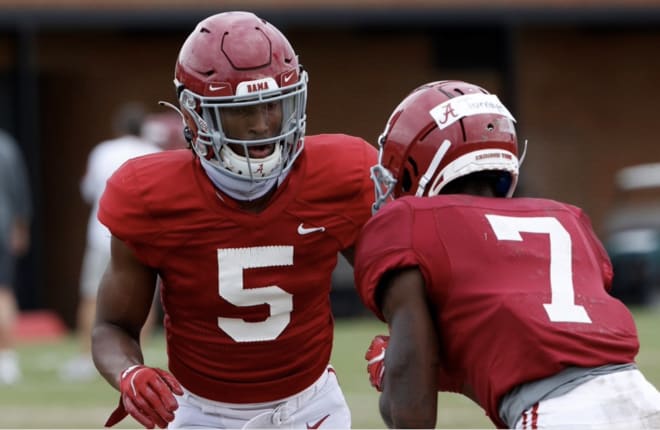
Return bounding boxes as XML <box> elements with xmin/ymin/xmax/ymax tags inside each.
<box><xmin>400</xmin><ymin>157</ymin><xmax>418</xmax><ymax>194</ymax></box>
<box><xmin>401</xmin><ymin>168</ymin><xmax>413</xmax><ymax>193</ymax></box>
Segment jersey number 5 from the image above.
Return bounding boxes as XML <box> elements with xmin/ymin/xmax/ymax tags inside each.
<box><xmin>485</xmin><ymin>214</ymin><xmax>592</xmax><ymax>324</ymax></box>
<box><xmin>217</xmin><ymin>246</ymin><xmax>294</xmax><ymax>342</ymax></box>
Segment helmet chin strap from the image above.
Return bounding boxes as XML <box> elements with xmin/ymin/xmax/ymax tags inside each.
<box><xmin>199</xmin><ymin>156</ymin><xmax>282</xmax><ymax>201</ymax></box>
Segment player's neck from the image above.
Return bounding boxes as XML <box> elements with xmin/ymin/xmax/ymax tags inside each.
<box><xmin>218</xmin><ymin>185</ymin><xmax>278</xmax><ymax>214</ymax></box>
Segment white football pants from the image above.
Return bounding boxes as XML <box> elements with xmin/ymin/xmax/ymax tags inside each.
<box><xmin>168</xmin><ymin>365</ymin><xmax>351</xmax><ymax>429</ymax></box>
<box><xmin>514</xmin><ymin>369</ymin><xmax>660</xmax><ymax>429</ymax></box>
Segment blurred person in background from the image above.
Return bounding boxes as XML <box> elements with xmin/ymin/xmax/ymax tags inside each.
<box><xmin>141</xmin><ymin>110</ymin><xmax>189</xmax><ymax>151</ymax></box>
<box><xmin>92</xmin><ymin>10</ymin><xmax>376</xmax><ymax>429</ymax></box>
<box><xmin>59</xmin><ymin>102</ymin><xmax>164</xmax><ymax>382</ymax></box>
<box><xmin>358</xmin><ymin>80</ymin><xmax>660</xmax><ymax>429</ymax></box>
<box><xmin>0</xmin><ymin>129</ymin><xmax>31</xmax><ymax>385</ymax></box>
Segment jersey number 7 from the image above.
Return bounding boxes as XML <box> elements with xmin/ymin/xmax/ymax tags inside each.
<box><xmin>486</xmin><ymin>214</ymin><xmax>592</xmax><ymax>324</ymax></box>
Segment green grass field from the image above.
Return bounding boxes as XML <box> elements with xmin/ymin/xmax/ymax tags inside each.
<box><xmin>1</xmin><ymin>306</ymin><xmax>659</xmax><ymax>429</ymax></box>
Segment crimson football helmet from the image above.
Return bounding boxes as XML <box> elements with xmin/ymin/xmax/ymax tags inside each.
<box><xmin>372</xmin><ymin>80</ymin><xmax>520</xmax><ymax>212</ymax></box>
<box><xmin>174</xmin><ymin>11</ymin><xmax>307</xmax><ymax>197</ymax></box>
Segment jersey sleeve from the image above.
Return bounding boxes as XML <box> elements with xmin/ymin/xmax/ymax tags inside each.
<box><xmin>350</xmin><ymin>138</ymin><xmax>379</xmax><ymax>238</ymax></box>
<box><xmin>97</xmin><ymin>159</ymin><xmax>163</xmax><ymax>267</ymax></box>
<box><xmin>354</xmin><ymin>200</ymin><xmax>421</xmax><ymax>320</ymax></box>
<box><xmin>355</xmin><ymin>199</ymin><xmax>465</xmax><ymax>392</ymax></box>
<box><xmin>299</xmin><ymin>135</ymin><xmax>377</xmax><ymax>251</ymax></box>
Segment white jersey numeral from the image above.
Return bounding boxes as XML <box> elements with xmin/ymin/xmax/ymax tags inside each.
<box><xmin>485</xmin><ymin>214</ymin><xmax>592</xmax><ymax>323</ymax></box>
<box><xmin>216</xmin><ymin>246</ymin><xmax>294</xmax><ymax>342</ymax></box>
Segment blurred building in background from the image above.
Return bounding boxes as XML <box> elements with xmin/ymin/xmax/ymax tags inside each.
<box><xmin>1</xmin><ymin>0</ymin><xmax>660</xmax><ymax>323</ymax></box>
<box><xmin>602</xmin><ymin>163</ymin><xmax>660</xmax><ymax>306</ymax></box>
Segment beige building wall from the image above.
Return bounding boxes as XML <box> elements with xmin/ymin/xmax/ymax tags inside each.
<box><xmin>517</xmin><ymin>27</ymin><xmax>660</xmax><ymax>232</ymax></box>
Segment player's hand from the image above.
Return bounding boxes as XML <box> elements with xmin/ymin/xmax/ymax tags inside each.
<box><xmin>105</xmin><ymin>364</ymin><xmax>184</xmax><ymax>429</ymax></box>
<box><xmin>365</xmin><ymin>334</ymin><xmax>389</xmax><ymax>392</ymax></box>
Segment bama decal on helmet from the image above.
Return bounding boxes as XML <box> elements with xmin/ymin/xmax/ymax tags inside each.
<box><xmin>236</xmin><ymin>77</ymin><xmax>278</xmax><ymax>96</ymax></box>
<box><xmin>429</xmin><ymin>93</ymin><xmax>516</xmax><ymax>130</ymax></box>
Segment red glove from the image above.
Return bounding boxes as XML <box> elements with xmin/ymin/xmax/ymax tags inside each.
<box><xmin>365</xmin><ymin>334</ymin><xmax>389</xmax><ymax>392</ymax></box>
<box><xmin>105</xmin><ymin>364</ymin><xmax>184</xmax><ymax>429</ymax></box>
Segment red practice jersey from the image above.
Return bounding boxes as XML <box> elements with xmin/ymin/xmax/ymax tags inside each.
<box><xmin>99</xmin><ymin>134</ymin><xmax>376</xmax><ymax>403</ymax></box>
<box><xmin>354</xmin><ymin>194</ymin><xmax>639</xmax><ymax>428</ymax></box>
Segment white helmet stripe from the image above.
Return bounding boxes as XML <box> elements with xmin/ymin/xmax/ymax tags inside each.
<box><xmin>415</xmin><ymin>139</ymin><xmax>451</xmax><ymax>197</ymax></box>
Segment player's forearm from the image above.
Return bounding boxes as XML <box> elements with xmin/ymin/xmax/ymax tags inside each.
<box><xmin>91</xmin><ymin>322</ymin><xmax>145</xmax><ymax>390</ymax></box>
<box><xmin>379</xmin><ymin>391</ymin><xmax>394</xmax><ymax>429</ymax></box>
<box><xmin>386</xmin><ymin>384</ymin><xmax>437</xmax><ymax>428</ymax></box>
<box><xmin>381</xmin><ymin>354</ymin><xmax>438</xmax><ymax>428</ymax></box>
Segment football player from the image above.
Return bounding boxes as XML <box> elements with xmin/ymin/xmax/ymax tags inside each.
<box><xmin>60</xmin><ymin>102</ymin><xmax>162</xmax><ymax>383</ymax></box>
<box><xmin>0</xmin><ymin>130</ymin><xmax>31</xmax><ymax>385</ymax></box>
<box><xmin>140</xmin><ymin>110</ymin><xmax>189</xmax><ymax>151</ymax></box>
<box><xmin>92</xmin><ymin>11</ymin><xmax>376</xmax><ymax>429</ymax></box>
<box><xmin>356</xmin><ymin>80</ymin><xmax>660</xmax><ymax>429</ymax></box>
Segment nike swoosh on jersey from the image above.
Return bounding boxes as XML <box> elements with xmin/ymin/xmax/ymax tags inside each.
<box><xmin>306</xmin><ymin>414</ymin><xmax>330</xmax><ymax>429</ymax></box>
<box><xmin>297</xmin><ymin>223</ymin><xmax>326</xmax><ymax>235</ymax></box>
